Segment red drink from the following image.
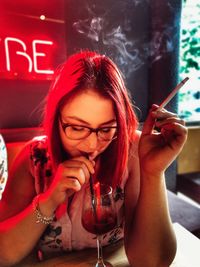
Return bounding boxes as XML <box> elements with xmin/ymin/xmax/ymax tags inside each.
<box><xmin>82</xmin><ymin>183</ymin><xmax>117</xmax><ymax>266</ymax></box>
<box><xmin>82</xmin><ymin>208</ymin><xmax>117</xmax><ymax>235</ymax></box>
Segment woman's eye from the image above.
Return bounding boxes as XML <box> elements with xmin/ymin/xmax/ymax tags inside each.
<box><xmin>71</xmin><ymin>126</ymin><xmax>85</xmax><ymax>131</ymax></box>
<box><xmin>100</xmin><ymin>128</ymin><xmax>111</xmax><ymax>133</ymax></box>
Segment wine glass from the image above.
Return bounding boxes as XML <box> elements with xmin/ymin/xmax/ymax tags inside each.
<box><xmin>82</xmin><ymin>182</ymin><xmax>117</xmax><ymax>267</ymax></box>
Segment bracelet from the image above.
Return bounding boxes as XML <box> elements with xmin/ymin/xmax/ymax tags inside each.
<box><xmin>32</xmin><ymin>195</ymin><xmax>55</xmax><ymax>225</ymax></box>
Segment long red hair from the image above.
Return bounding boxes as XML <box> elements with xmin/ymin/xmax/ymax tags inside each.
<box><xmin>43</xmin><ymin>51</ymin><xmax>138</xmax><ymax>188</ymax></box>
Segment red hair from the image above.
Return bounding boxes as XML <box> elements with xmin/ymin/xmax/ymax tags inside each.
<box><xmin>43</xmin><ymin>51</ymin><xmax>138</xmax><ymax>188</ymax></box>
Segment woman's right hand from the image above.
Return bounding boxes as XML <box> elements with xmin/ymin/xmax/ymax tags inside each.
<box><xmin>40</xmin><ymin>156</ymin><xmax>95</xmax><ymax>213</ymax></box>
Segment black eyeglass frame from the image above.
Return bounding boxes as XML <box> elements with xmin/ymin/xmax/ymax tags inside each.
<box><xmin>59</xmin><ymin>117</ymin><xmax>118</xmax><ymax>141</ymax></box>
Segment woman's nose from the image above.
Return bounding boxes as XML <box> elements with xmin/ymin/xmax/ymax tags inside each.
<box><xmin>85</xmin><ymin>132</ymin><xmax>98</xmax><ymax>150</ymax></box>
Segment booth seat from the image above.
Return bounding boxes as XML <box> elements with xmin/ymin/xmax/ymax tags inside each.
<box><xmin>6</xmin><ymin>141</ymin><xmax>27</xmax><ymax>170</ymax></box>
<box><xmin>1</xmin><ymin>127</ymin><xmax>44</xmax><ymax>170</ymax></box>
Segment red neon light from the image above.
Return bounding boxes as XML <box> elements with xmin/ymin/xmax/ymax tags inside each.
<box><xmin>1</xmin><ymin>36</ymin><xmax>56</xmax><ymax>80</ymax></box>
<box><xmin>32</xmin><ymin>40</ymin><xmax>54</xmax><ymax>74</ymax></box>
<box><xmin>5</xmin><ymin>37</ymin><xmax>33</xmax><ymax>72</ymax></box>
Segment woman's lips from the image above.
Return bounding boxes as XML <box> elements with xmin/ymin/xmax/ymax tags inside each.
<box><xmin>79</xmin><ymin>150</ymin><xmax>99</xmax><ymax>161</ymax></box>
<box><xmin>88</xmin><ymin>151</ymin><xmax>99</xmax><ymax>161</ymax></box>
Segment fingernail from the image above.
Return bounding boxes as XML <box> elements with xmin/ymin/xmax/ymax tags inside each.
<box><xmin>151</xmin><ymin>111</ymin><xmax>157</xmax><ymax>116</ymax></box>
<box><xmin>151</xmin><ymin>104</ymin><xmax>159</xmax><ymax>110</ymax></box>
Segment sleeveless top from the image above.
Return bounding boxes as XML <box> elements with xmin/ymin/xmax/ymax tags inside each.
<box><xmin>29</xmin><ymin>136</ymin><xmax>132</xmax><ymax>255</ymax></box>
<box><xmin>0</xmin><ymin>134</ymin><xmax>8</xmax><ymax>200</ymax></box>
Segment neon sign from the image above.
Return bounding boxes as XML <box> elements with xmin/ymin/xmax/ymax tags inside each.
<box><xmin>0</xmin><ymin>36</ymin><xmax>56</xmax><ymax>80</ymax></box>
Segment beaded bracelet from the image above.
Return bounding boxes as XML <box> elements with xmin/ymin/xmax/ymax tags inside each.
<box><xmin>32</xmin><ymin>195</ymin><xmax>55</xmax><ymax>225</ymax></box>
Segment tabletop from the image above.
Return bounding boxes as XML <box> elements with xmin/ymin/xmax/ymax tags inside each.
<box><xmin>15</xmin><ymin>239</ymin><xmax>129</xmax><ymax>267</ymax></box>
<box><xmin>15</xmin><ymin>223</ymin><xmax>200</xmax><ymax>267</ymax></box>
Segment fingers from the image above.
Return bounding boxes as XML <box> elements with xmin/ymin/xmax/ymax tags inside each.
<box><xmin>58</xmin><ymin>156</ymin><xmax>95</xmax><ymax>190</ymax></box>
<box><xmin>142</xmin><ymin>104</ymin><xmax>187</xmax><ymax>138</ymax></box>
<box><xmin>160</xmin><ymin>122</ymin><xmax>188</xmax><ymax>140</ymax></box>
<box><xmin>61</xmin><ymin>177</ymin><xmax>82</xmax><ymax>193</ymax></box>
<box><xmin>152</xmin><ymin>107</ymin><xmax>179</xmax><ymax>120</ymax></box>
<box><xmin>149</xmin><ymin>105</ymin><xmax>187</xmax><ymax>144</ymax></box>
<box><xmin>155</xmin><ymin>116</ymin><xmax>185</xmax><ymax>128</ymax></box>
<box><xmin>47</xmin><ymin>156</ymin><xmax>96</xmax><ymax>204</ymax></box>
<box><xmin>152</xmin><ymin>107</ymin><xmax>185</xmax><ymax>128</ymax></box>
<box><xmin>63</xmin><ymin>156</ymin><xmax>95</xmax><ymax>177</ymax></box>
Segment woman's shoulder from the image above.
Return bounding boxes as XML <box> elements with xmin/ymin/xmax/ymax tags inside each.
<box><xmin>119</xmin><ymin>131</ymin><xmax>140</xmax><ymax>189</ymax></box>
<box><xmin>123</xmin><ymin>131</ymin><xmax>141</xmax><ymax>213</ymax></box>
<box><xmin>7</xmin><ymin>135</ymin><xmax>50</xmax><ymax>199</ymax></box>
<box><xmin>0</xmin><ymin>137</ymin><xmax>46</xmax><ymax>219</ymax></box>
<box><xmin>129</xmin><ymin>130</ymin><xmax>141</xmax><ymax>157</ymax></box>
<box><xmin>127</xmin><ymin>130</ymin><xmax>141</xmax><ymax>179</ymax></box>
<box><xmin>9</xmin><ymin>135</ymin><xmax>48</xmax><ymax>177</ymax></box>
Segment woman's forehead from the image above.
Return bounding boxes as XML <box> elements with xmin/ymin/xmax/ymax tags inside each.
<box><xmin>60</xmin><ymin>90</ymin><xmax>116</xmax><ymax>125</ymax></box>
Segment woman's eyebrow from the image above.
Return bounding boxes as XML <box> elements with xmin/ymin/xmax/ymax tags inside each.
<box><xmin>62</xmin><ymin>116</ymin><xmax>116</xmax><ymax>126</ymax></box>
<box><xmin>99</xmin><ymin>119</ymin><xmax>117</xmax><ymax>126</ymax></box>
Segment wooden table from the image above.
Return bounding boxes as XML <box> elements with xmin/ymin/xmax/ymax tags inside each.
<box><xmin>15</xmin><ymin>239</ymin><xmax>129</xmax><ymax>267</ymax></box>
<box><xmin>18</xmin><ymin>242</ymin><xmax>130</xmax><ymax>267</ymax></box>
<box><xmin>15</xmin><ymin>223</ymin><xmax>200</xmax><ymax>267</ymax></box>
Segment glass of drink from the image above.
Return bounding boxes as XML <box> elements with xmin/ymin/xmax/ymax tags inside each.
<box><xmin>82</xmin><ymin>182</ymin><xmax>117</xmax><ymax>267</ymax></box>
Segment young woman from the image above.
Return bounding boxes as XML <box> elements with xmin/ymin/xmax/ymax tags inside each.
<box><xmin>0</xmin><ymin>51</ymin><xmax>187</xmax><ymax>267</ymax></box>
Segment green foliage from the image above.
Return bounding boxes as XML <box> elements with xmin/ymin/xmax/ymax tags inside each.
<box><xmin>180</xmin><ymin>2</ymin><xmax>200</xmax><ymax>74</ymax></box>
<box><xmin>178</xmin><ymin>1</ymin><xmax>200</xmax><ymax>122</ymax></box>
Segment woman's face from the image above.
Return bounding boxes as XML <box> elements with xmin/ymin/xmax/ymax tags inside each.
<box><xmin>59</xmin><ymin>89</ymin><xmax>117</xmax><ymax>160</ymax></box>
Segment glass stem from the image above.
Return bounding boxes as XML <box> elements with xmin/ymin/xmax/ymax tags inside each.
<box><xmin>96</xmin><ymin>235</ymin><xmax>105</xmax><ymax>267</ymax></box>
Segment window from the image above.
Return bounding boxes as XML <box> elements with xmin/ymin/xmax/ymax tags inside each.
<box><xmin>179</xmin><ymin>0</ymin><xmax>200</xmax><ymax>124</ymax></box>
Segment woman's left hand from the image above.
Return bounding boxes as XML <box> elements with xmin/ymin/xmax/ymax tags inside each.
<box><xmin>138</xmin><ymin>104</ymin><xmax>188</xmax><ymax>176</ymax></box>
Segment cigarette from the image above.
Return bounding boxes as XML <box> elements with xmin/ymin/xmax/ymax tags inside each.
<box><xmin>157</xmin><ymin>77</ymin><xmax>189</xmax><ymax>111</ymax></box>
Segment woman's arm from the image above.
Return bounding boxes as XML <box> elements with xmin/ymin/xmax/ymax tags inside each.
<box><xmin>0</xmin><ymin>144</ymin><xmax>50</xmax><ymax>266</ymax></box>
<box><xmin>124</xmin><ymin>107</ymin><xmax>187</xmax><ymax>267</ymax></box>
<box><xmin>0</xmin><ymin>141</ymin><xmax>95</xmax><ymax>266</ymax></box>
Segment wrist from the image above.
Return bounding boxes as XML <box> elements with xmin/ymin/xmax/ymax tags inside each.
<box><xmin>140</xmin><ymin>171</ymin><xmax>167</xmax><ymax>197</ymax></box>
<box><xmin>37</xmin><ymin>193</ymin><xmax>57</xmax><ymax>217</ymax></box>
<box><xmin>140</xmin><ymin>169</ymin><xmax>165</xmax><ymax>183</ymax></box>
<box><xmin>32</xmin><ymin>194</ymin><xmax>55</xmax><ymax>225</ymax></box>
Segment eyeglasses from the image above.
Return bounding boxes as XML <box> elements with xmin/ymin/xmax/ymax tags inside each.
<box><xmin>60</xmin><ymin>118</ymin><xmax>117</xmax><ymax>141</ymax></box>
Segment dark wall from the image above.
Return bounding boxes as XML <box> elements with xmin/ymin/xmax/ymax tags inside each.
<box><xmin>65</xmin><ymin>0</ymin><xmax>150</xmax><ymax>121</ymax></box>
<box><xmin>149</xmin><ymin>0</ymin><xmax>182</xmax><ymax>112</ymax></box>
<box><xmin>65</xmin><ymin>0</ymin><xmax>182</xmax><ymax>124</ymax></box>
<box><xmin>148</xmin><ymin>0</ymin><xmax>182</xmax><ymax>191</ymax></box>
<box><xmin>0</xmin><ymin>80</ymin><xmax>50</xmax><ymax>128</ymax></box>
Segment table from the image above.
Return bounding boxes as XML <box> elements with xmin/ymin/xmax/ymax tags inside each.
<box><xmin>170</xmin><ymin>223</ymin><xmax>200</xmax><ymax>267</ymax></box>
<box><xmin>15</xmin><ymin>223</ymin><xmax>200</xmax><ymax>267</ymax></box>
<box><xmin>17</xmin><ymin>241</ymin><xmax>129</xmax><ymax>267</ymax></box>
